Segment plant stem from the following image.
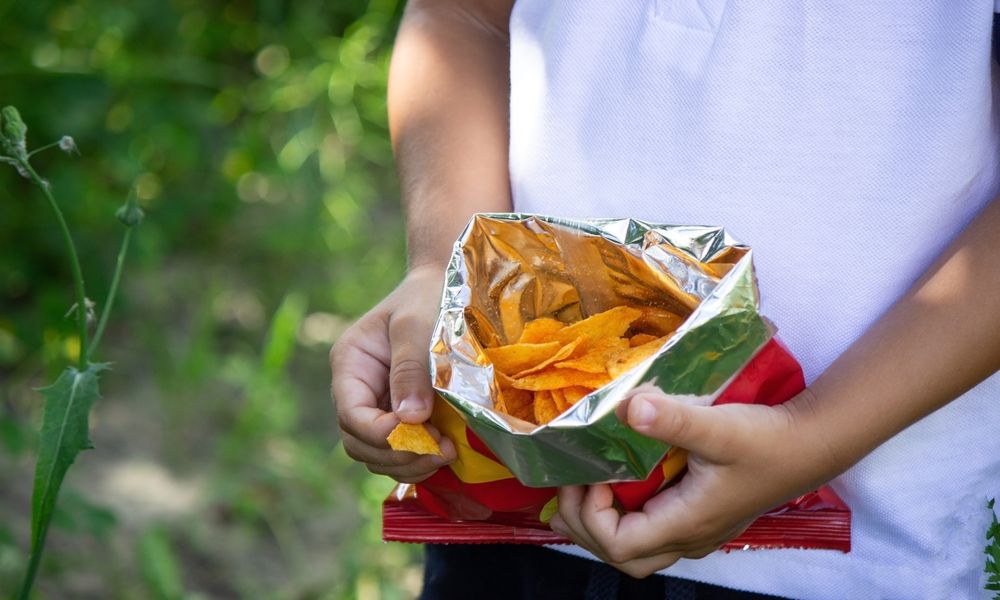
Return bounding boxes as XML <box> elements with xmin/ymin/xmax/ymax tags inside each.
<box><xmin>18</xmin><ymin>534</ymin><xmax>42</xmax><ymax>600</ymax></box>
<box><xmin>20</xmin><ymin>159</ymin><xmax>89</xmax><ymax>368</ymax></box>
<box><xmin>87</xmin><ymin>227</ymin><xmax>131</xmax><ymax>357</ymax></box>
<box><xmin>26</xmin><ymin>140</ymin><xmax>60</xmax><ymax>158</ymax></box>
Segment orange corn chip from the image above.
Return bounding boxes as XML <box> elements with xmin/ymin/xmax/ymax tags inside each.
<box><xmin>495</xmin><ymin>371</ymin><xmax>515</xmax><ymax>389</ymax></box>
<box><xmin>483</xmin><ymin>306</ymin><xmax>672</xmax><ymax>426</ymax></box>
<box><xmin>607</xmin><ymin>336</ymin><xmax>667</xmax><ymax>378</ymax></box>
<box><xmin>485</xmin><ymin>341</ymin><xmax>562</xmax><ymax>375</ymax></box>
<box><xmin>465</xmin><ymin>306</ymin><xmax>503</xmax><ymax>349</ymax></box>
<box><xmin>492</xmin><ymin>390</ymin><xmax>510</xmax><ymax>414</ymax></box>
<box><xmin>510</xmin><ymin>403</ymin><xmax>535</xmax><ymax>423</ymax></box>
<box><xmin>387</xmin><ymin>423</ymin><xmax>443</xmax><ymax>456</ymax></box>
<box><xmin>628</xmin><ymin>333</ymin><xmax>659</xmax><ymax>347</ymax></box>
<box><xmin>499</xmin><ymin>387</ymin><xmax>536</xmax><ymax>422</ymax></box>
<box><xmin>631</xmin><ymin>308</ymin><xmax>685</xmax><ymax>338</ymax></box>
<box><xmin>513</xmin><ymin>336</ymin><xmax>587</xmax><ymax>378</ymax></box>
<box><xmin>554</xmin><ymin>337</ymin><xmax>629</xmax><ymax>373</ymax></box>
<box><xmin>533</xmin><ymin>390</ymin><xmax>561</xmax><ymax>424</ymax></box>
<box><xmin>498</xmin><ymin>274</ymin><xmax>531</xmax><ymax>343</ymax></box>
<box><xmin>552</xmin><ymin>305</ymin><xmax>642</xmax><ymax>346</ymax></box>
<box><xmin>510</xmin><ymin>367</ymin><xmax>612</xmax><ymax>391</ymax></box>
<box><xmin>550</xmin><ymin>388</ymin><xmax>570</xmax><ymax>412</ymax></box>
<box><xmin>562</xmin><ymin>386</ymin><xmax>592</xmax><ymax>406</ymax></box>
<box><xmin>518</xmin><ymin>317</ymin><xmax>567</xmax><ymax>343</ymax></box>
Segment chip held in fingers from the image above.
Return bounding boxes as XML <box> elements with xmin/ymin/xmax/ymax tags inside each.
<box><xmin>387</xmin><ymin>422</ymin><xmax>443</xmax><ymax>456</ymax></box>
<box><xmin>484</xmin><ymin>305</ymin><xmax>679</xmax><ymax>425</ymax></box>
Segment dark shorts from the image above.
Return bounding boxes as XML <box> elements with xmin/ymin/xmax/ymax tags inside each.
<box><xmin>420</xmin><ymin>544</ymin><xmax>790</xmax><ymax>600</ymax></box>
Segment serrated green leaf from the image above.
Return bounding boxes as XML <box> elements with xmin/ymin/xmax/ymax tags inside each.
<box><xmin>26</xmin><ymin>364</ymin><xmax>109</xmax><ymax>576</ymax></box>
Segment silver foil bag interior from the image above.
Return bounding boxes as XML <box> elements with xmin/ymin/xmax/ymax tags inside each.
<box><xmin>430</xmin><ymin>214</ymin><xmax>773</xmax><ymax>487</ymax></box>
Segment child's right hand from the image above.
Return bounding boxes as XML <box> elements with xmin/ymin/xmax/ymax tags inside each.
<box><xmin>330</xmin><ymin>264</ymin><xmax>457</xmax><ymax>483</ymax></box>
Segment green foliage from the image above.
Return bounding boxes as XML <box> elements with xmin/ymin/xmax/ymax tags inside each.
<box><xmin>3</xmin><ymin>96</ymin><xmax>140</xmax><ymax>598</ymax></box>
<box><xmin>0</xmin><ymin>106</ymin><xmax>29</xmax><ymax>160</ymax></box>
<box><xmin>139</xmin><ymin>527</ymin><xmax>185</xmax><ymax>600</ymax></box>
<box><xmin>987</xmin><ymin>498</ymin><xmax>1000</xmax><ymax>597</ymax></box>
<box><xmin>23</xmin><ymin>363</ymin><xmax>108</xmax><ymax>598</ymax></box>
<box><xmin>1</xmin><ymin>0</ymin><xmax>419</xmax><ymax>597</ymax></box>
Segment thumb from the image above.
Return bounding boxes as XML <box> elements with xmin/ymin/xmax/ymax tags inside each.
<box><xmin>387</xmin><ymin>313</ymin><xmax>435</xmax><ymax>424</ymax></box>
<box><xmin>623</xmin><ymin>392</ymin><xmax>731</xmax><ymax>462</ymax></box>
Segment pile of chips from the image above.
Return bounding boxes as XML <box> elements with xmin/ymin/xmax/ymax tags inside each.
<box><xmin>487</xmin><ymin>306</ymin><xmax>682</xmax><ymax>425</ymax></box>
<box><xmin>387</xmin><ymin>305</ymin><xmax>684</xmax><ymax>454</ymax></box>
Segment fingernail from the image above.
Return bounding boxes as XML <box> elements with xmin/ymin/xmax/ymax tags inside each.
<box><xmin>630</xmin><ymin>397</ymin><xmax>655</xmax><ymax>428</ymax></box>
<box><xmin>397</xmin><ymin>396</ymin><xmax>426</xmax><ymax>414</ymax></box>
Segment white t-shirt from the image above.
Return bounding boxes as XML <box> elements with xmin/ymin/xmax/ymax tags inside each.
<box><xmin>508</xmin><ymin>1</ymin><xmax>1000</xmax><ymax>598</ymax></box>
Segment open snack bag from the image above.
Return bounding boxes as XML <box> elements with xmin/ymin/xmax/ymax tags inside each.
<box><xmin>382</xmin><ymin>214</ymin><xmax>850</xmax><ymax>551</ymax></box>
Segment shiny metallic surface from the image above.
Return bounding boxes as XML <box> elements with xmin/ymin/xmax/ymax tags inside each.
<box><xmin>430</xmin><ymin>214</ymin><xmax>773</xmax><ymax>487</ymax></box>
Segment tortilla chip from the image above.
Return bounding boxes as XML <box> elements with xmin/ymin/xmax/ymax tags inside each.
<box><xmin>387</xmin><ymin>423</ymin><xmax>443</xmax><ymax>456</ymax></box>
<box><xmin>554</xmin><ymin>337</ymin><xmax>629</xmax><ymax>373</ymax></box>
<box><xmin>607</xmin><ymin>336</ymin><xmax>667</xmax><ymax>378</ymax></box>
<box><xmin>498</xmin><ymin>387</ymin><xmax>536</xmax><ymax>422</ymax></box>
<box><xmin>498</xmin><ymin>273</ymin><xmax>531</xmax><ymax>343</ymax></box>
<box><xmin>517</xmin><ymin>317</ymin><xmax>567</xmax><ymax>343</ymax></box>
<box><xmin>631</xmin><ymin>307</ymin><xmax>685</xmax><ymax>338</ymax></box>
<box><xmin>628</xmin><ymin>333</ymin><xmax>659</xmax><ymax>347</ymax></box>
<box><xmin>562</xmin><ymin>386</ymin><xmax>592</xmax><ymax>406</ymax></box>
<box><xmin>550</xmin><ymin>387</ymin><xmax>569</xmax><ymax>412</ymax></box>
<box><xmin>510</xmin><ymin>368</ymin><xmax>612</xmax><ymax>391</ymax></box>
<box><xmin>485</xmin><ymin>341</ymin><xmax>562</xmax><ymax>375</ymax></box>
<box><xmin>552</xmin><ymin>306</ymin><xmax>641</xmax><ymax>346</ymax></box>
<box><xmin>492</xmin><ymin>389</ymin><xmax>510</xmax><ymax>414</ymax></box>
<box><xmin>533</xmin><ymin>390</ymin><xmax>561</xmax><ymax>424</ymax></box>
<box><xmin>465</xmin><ymin>306</ymin><xmax>503</xmax><ymax>349</ymax></box>
<box><xmin>513</xmin><ymin>336</ymin><xmax>587</xmax><ymax>378</ymax></box>
<box><xmin>486</xmin><ymin>307</ymin><xmax>670</xmax><ymax>422</ymax></box>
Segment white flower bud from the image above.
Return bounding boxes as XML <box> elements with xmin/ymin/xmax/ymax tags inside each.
<box><xmin>58</xmin><ymin>135</ymin><xmax>78</xmax><ymax>154</ymax></box>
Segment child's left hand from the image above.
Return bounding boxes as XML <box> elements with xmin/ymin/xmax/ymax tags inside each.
<box><xmin>549</xmin><ymin>388</ymin><xmax>841</xmax><ymax>578</ymax></box>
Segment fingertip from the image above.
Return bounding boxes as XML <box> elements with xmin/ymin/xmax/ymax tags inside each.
<box><xmin>615</xmin><ymin>396</ymin><xmax>631</xmax><ymax>422</ymax></box>
<box><xmin>549</xmin><ymin>515</ymin><xmax>566</xmax><ymax>534</ymax></box>
<box><xmin>558</xmin><ymin>485</ymin><xmax>585</xmax><ymax>503</ymax></box>
<box><xmin>627</xmin><ymin>395</ymin><xmax>657</xmax><ymax>430</ymax></box>
<box><xmin>436</xmin><ymin>436</ymin><xmax>457</xmax><ymax>463</ymax></box>
<box><xmin>585</xmin><ymin>483</ymin><xmax>615</xmax><ymax>508</ymax></box>
<box><xmin>395</xmin><ymin>395</ymin><xmax>433</xmax><ymax>424</ymax></box>
<box><xmin>373</xmin><ymin>410</ymin><xmax>402</xmax><ymax>440</ymax></box>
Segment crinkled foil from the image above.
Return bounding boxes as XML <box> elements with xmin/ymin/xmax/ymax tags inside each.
<box><xmin>431</xmin><ymin>214</ymin><xmax>773</xmax><ymax>487</ymax></box>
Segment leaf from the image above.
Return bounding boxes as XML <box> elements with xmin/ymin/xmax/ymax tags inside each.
<box><xmin>139</xmin><ymin>526</ymin><xmax>185</xmax><ymax>600</ymax></box>
<box><xmin>26</xmin><ymin>363</ymin><xmax>108</xmax><ymax>573</ymax></box>
<box><xmin>261</xmin><ymin>291</ymin><xmax>307</xmax><ymax>377</ymax></box>
<box><xmin>986</xmin><ymin>498</ymin><xmax>1000</xmax><ymax>599</ymax></box>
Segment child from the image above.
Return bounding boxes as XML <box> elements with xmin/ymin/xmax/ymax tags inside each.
<box><xmin>332</xmin><ymin>1</ymin><xmax>1000</xmax><ymax>597</ymax></box>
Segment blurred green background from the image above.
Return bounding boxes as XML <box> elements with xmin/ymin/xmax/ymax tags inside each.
<box><xmin>0</xmin><ymin>0</ymin><xmax>421</xmax><ymax>597</ymax></box>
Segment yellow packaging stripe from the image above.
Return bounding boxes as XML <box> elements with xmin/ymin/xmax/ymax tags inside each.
<box><xmin>430</xmin><ymin>396</ymin><xmax>514</xmax><ymax>484</ymax></box>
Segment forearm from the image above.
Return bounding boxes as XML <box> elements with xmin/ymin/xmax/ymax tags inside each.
<box><xmin>389</xmin><ymin>0</ymin><xmax>515</xmax><ymax>270</ymax></box>
<box><xmin>794</xmin><ymin>195</ymin><xmax>1000</xmax><ymax>477</ymax></box>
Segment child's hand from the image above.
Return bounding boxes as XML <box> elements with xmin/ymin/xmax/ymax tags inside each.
<box><xmin>330</xmin><ymin>265</ymin><xmax>457</xmax><ymax>483</ymax></box>
<box><xmin>550</xmin><ymin>388</ymin><xmax>840</xmax><ymax>578</ymax></box>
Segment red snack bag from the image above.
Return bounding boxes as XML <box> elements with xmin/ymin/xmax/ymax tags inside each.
<box><xmin>382</xmin><ymin>214</ymin><xmax>850</xmax><ymax>552</ymax></box>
